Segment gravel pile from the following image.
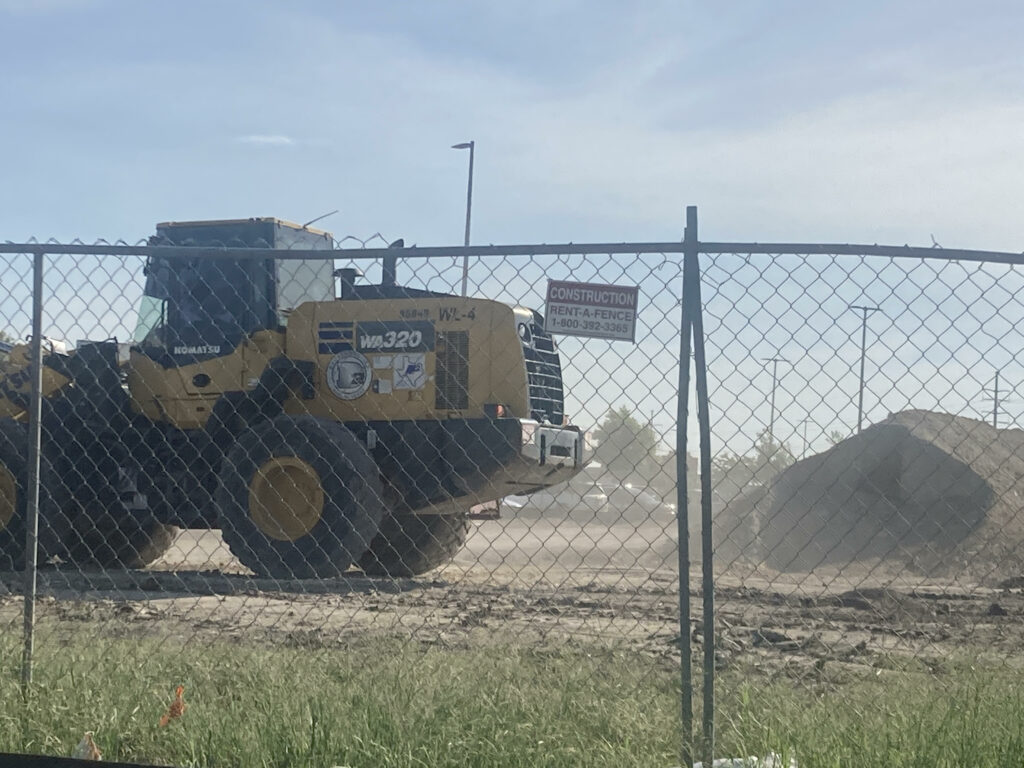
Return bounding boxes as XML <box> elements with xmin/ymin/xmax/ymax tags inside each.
<box><xmin>745</xmin><ymin>410</ymin><xmax>1024</xmax><ymax>582</ymax></box>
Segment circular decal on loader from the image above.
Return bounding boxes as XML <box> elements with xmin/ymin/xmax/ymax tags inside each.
<box><xmin>326</xmin><ymin>350</ymin><xmax>371</xmax><ymax>400</ymax></box>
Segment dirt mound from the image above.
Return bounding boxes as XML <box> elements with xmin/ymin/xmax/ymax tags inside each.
<box><xmin>751</xmin><ymin>410</ymin><xmax>1024</xmax><ymax>582</ymax></box>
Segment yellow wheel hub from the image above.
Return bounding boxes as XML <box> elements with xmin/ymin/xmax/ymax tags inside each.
<box><xmin>248</xmin><ymin>456</ymin><xmax>325</xmax><ymax>541</ymax></box>
<box><xmin>0</xmin><ymin>464</ymin><xmax>15</xmax><ymax>532</ymax></box>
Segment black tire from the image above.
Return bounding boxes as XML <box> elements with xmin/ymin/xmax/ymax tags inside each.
<box><xmin>216</xmin><ymin>415</ymin><xmax>384</xmax><ymax>579</ymax></box>
<box><xmin>0</xmin><ymin>419</ymin><xmax>26</xmax><ymax>570</ymax></box>
<box><xmin>65</xmin><ymin>507</ymin><xmax>178</xmax><ymax>569</ymax></box>
<box><xmin>0</xmin><ymin>419</ymin><xmax>67</xmax><ymax>570</ymax></box>
<box><xmin>359</xmin><ymin>513</ymin><xmax>470</xmax><ymax>577</ymax></box>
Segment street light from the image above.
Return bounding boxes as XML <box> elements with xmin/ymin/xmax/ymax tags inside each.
<box><xmin>451</xmin><ymin>140</ymin><xmax>475</xmax><ymax>296</ymax></box>
<box><xmin>761</xmin><ymin>356</ymin><xmax>789</xmax><ymax>442</ymax></box>
<box><xmin>850</xmin><ymin>305</ymin><xmax>882</xmax><ymax>432</ymax></box>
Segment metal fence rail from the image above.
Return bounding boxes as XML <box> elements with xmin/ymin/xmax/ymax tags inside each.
<box><xmin>3</xmin><ymin>207</ymin><xmax>1024</xmax><ymax>765</ymax></box>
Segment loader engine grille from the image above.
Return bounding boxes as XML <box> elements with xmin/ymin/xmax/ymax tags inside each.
<box><xmin>436</xmin><ymin>331</ymin><xmax>470</xmax><ymax>411</ymax></box>
<box><xmin>520</xmin><ymin>314</ymin><xmax>565</xmax><ymax>425</ymax></box>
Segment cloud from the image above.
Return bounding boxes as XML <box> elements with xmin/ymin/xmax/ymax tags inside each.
<box><xmin>234</xmin><ymin>134</ymin><xmax>296</xmax><ymax>147</ymax></box>
<box><xmin>0</xmin><ymin>0</ymin><xmax>98</xmax><ymax>13</ymax></box>
<box><xmin>4</xmin><ymin>2</ymin><xmax>1023</xmax><ymax>254</ymax></box>
<box><xmin>478</xmin><ymin>66</ymin><xmax>1024</xmax><ymax>250</ymax></box>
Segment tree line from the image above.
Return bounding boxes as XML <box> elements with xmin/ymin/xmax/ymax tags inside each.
<box><xmin>591</xmin><ymin>405</ymin><xmax>849</xmax><ymax>504</ymax></box>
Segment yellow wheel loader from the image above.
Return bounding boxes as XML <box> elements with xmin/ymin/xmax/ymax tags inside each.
<box><xmin>0</xmin><ymin>218</ymin><xmax>582</xmax><ymax>578</ymax></box>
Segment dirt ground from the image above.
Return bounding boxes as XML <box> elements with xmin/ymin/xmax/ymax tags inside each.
<box><xmin>3</xmin><ymin>517</ymin><xmax>1024</xmax><ymax>679</ymax></box>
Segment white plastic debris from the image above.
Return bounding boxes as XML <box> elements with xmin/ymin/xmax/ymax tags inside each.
<box><xmin>692</xmin><ymin>753</ymin><xmax>795</xmax><ymax>768</ymax></box>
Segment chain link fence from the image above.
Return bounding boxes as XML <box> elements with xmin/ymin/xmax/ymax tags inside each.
<box><xmin>2</xmin><ymin>212</ymin><xmax>1024</xmax><ymax>765</ymax></box>
<box><xmin>700</xmin><ymin>239</ymin><xmax>1024</xmax><ymax>765</ymax></box>
<box><xmin>0</xmin><ymin>225</ymin><xmax>692</xmax><ymax>765</ymax></box>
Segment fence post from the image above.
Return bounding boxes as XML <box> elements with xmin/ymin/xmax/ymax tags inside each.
<box><xmin>676</xmin><ymin>208</ymin><xmax>696</xmax><ymax>766</ymax></box>
<box><xmin>21</xmin><ymin>248</ymin><xmax>44</xmax><ymax>692</ymax></box>
<box><xmin>687</xmin><ymin>208</ymin><xmax>716</xmax><ymax>766</ymax></box>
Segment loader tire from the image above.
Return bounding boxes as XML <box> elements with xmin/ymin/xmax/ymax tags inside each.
<box><xmin>217</xmin><ymin>415</ymin><xmax>384</xmax><ymax>579</ymax></box>
<box><xmin>0</xmin><ymin>419</ymin><xmax>67</xmax><ymax>570</ymax></box>
<box><xmin>65</xmin><ymin>508</ymin><xmax>178</xmax><ymax>569</ymax></box>
<box><xmin>0</xmin><ymin>419</ymin><xmax>26</xmax><ymax>570</ymax></box>
<box><xmin>359</xmin><ymin>512</ymin><xmax>470</xmax><ymax>577</ymax></box>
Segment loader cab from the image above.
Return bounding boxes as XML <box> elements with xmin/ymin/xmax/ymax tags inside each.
<box><xmin>133</xmin><ymin>218</ymin><xmax>335</xmax><ymax>367</ymax></box>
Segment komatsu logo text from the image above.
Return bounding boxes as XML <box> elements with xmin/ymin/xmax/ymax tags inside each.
<box><xmin>173</xmin><ymin>345</ymin><xmax>221</xmax><ymax>356</ymax></box>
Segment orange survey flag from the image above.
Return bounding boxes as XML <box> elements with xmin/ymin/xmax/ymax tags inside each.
<box><xmin>71</xmin><ymin>731</ymin><xmax>101</xmax><ymax>760</ymax></box>
<box><xmin>159</xmin><ymin>685</ymin><xmax>187</xmax><ymax>727</ymax></box>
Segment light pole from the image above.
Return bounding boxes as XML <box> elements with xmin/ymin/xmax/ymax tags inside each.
<box><xmin>451</xmin><ymin>140</ymin><xmax>475</xmax><ymax>296</ymax></box>
<box><xmin>761</xmin><ymin>356</ymin><xmax>788</xmax><ymax>443</ymax></box>
<box><xmin>850</xmin><ymin>305</ymin><xmax>881</xmax><ymax>432</ymax></box>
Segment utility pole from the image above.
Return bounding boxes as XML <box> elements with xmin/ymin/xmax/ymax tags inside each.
<box><xmin>982</xmin><ymin>370</ymin><xmax>1016</xmax><ymax>428</ymax></box>
<box><xmin>993</xmin><ymin>369</ymin><xmax>1000</xmax><ymax>428</ymax></box>
<box><xmin>451</xmin><ymin>141</ymin><xmax>475</xmax><ymax>296</ymax></box>
<box><xmin>850</xmin><ymin>305</ymin><xmax>882</xmax><ymax>432</ymax></box>
<box><xmin>761</xmin><ymin>356</ymin><xmax>788</xmax><ymax>443</ymax></box>
<box><xmin>799</xmin><ymin>417</ymin><xmax>811</xmax><ymax>458</ymax></box>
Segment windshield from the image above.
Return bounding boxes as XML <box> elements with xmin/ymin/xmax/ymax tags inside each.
<box><xmin>136</xmin><ymin>257</ymin><xmax>269</xmax><ymax>357</ymax></box>
<box><xmin>133</xmin><ymin>294</ymin><xmax>166</xmax><ymax>345</ymax></box>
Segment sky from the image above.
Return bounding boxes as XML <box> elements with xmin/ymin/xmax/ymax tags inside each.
<box><xmin>2</xmin><ymin>0</ymin><xmax>1023</xmax><ymax>250</ymax></box>
<box><xmin>2</xmin><ymin>0</ymin><xmax>1024</xmax><ymax>455</ymax></box>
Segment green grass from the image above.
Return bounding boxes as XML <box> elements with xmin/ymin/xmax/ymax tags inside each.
<box><xmin>0</xmin><ymin>631</ymin><xmax>680</xmax><ymax>767</ymax></box>
<box><xmin>2</xmin><ymin>629</ymin><xmax>1024</xmax><ymax>767</ymax></box>
<box><xmin>717</xmin><ymin>665</ymin><xmax>1024</xmax><ymax>768</ymax></box>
